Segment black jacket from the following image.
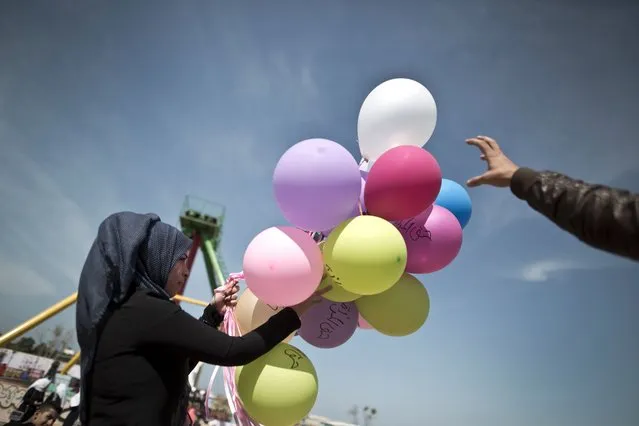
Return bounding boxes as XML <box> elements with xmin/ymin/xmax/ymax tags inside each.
<box><xmin>87</xmin><ymin>290</ymin><xmax>300</xmax><ymax>426</ymax></box>
<box><xmin>511</xmin><ymin>167</ymin><xmax>639</xmax><ymax>261</ymax></box>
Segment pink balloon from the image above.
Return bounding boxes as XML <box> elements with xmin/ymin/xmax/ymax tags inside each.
<box><xmin>358</xmin><ymin>314</ymin><xmax>373</xmax><ymax>329</ymax></box>
<box><xmin>299</xmin><ymin>299</ymin><xmax>358</xmax><ymax>348</ymax></box>
<box><xmin>395</xmin><ymin>205</ymin><xmax>462</xmax><ymax>274</ymax></box>
<box><xmin>365</xmin><ymin>146</ymin><xmax>442</xmax><ymax>221</ymax></box>
<box><xmin>243</xmin><ymin>226</ymin><xmax>323</xmax><ymax>306</ymax></box>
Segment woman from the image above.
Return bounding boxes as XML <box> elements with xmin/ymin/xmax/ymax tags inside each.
<box><xmin>61</xmin><ymin>390</ymin><xmax>80</xmax><ymax>426</ymax></box>
<box><xmin>13</xmin><ymin>378</ymin><xmax>50</xmax><ymax>422</ymax></box>
<box><xmin>77</xmin><ymin>212</ymin><xmax>325</xmax><ymax>426</ymax></box>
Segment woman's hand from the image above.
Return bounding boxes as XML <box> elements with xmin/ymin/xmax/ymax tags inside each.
<box><xmin>212</xmin><ymin>279</ymin><xmax>240</xmax><ymax>314</ymax></box>
<box><xmin>291</xmin><ymin>286</ymin><xmax>332</xmax><ymax>317</ymax></box>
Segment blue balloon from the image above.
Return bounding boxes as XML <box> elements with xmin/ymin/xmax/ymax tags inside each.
<box><xmin>434</xmin><ymin>179</ymin><xmax>472</xmax><ymax>228</ymax></box>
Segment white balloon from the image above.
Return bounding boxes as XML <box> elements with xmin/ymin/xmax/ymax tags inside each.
<box><xmin>357</xmin><ymin>78</ymin><xmax>437</xmax><ymax>161</ymax></box>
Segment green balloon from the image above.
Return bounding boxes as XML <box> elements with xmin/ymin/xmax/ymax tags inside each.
<box><xmin>318</xmin><ymin>242</ymin><xmax>361</xmax><ymax>302</ymax></box>
<box><xmin>356</xmin><ymin>273</ymin><xmax>430</xmax><ymax>336</ymax></box>
<box><xmin>324</xmin><ymin>216</ymin><xmax>407</xmax><ymax>296</ymax></box>
<box><xmin>235</xmin><ymin>343</ymin><xmax>318</xmax><ymax>426</ymax></box>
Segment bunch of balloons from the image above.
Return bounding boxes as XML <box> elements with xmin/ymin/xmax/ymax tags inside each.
<box><xmin>232</xmin><ymin>78</ymin><xmax>472</xmax><ymax>426</ymax></box>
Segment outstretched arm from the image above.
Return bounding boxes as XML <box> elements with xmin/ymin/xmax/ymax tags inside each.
<box><xmin>187</xmin><ymin>304</ymin><xmax>225</xmax><ymax>373</ymax></box>
<box><xmin>510</xmin><ymin>167</ymin><xmax>639</xmax><ymax>261</ymax></box>
<box><xmin>466</xmin><ymin>135</ymin><xmax>639</xmax><ymax>261</ymax></box>
<box><xmin>140</xmin><ymin>300</ymin><xmax>301</xmax><ymax>366</ymax></box>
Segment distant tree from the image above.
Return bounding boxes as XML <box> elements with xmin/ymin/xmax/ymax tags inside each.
<box><xmin>9</xmin><ymin>336</ymin><xmax>36</xmax><ymax>353</ymax></box>
<box><xmin>33</xmin><ymin>343</ymin><xmax>50</xmax><ymax>356</ymax></box>
<box><xmin>39</xmin><ymin>324</ymin><xmax>74</xmax><ymax>358</ymax></box>
<box><xmin>6</xmin><ymin>325</ymin><xmax>74</xmax><ymax>359</ymax></box>
<box><xmin>349</xmin><ymin>405</ymin><xmax>377</xmax><ymax>425</ymax></box>
<box><xmin>362</xmin><ymin>406</ymin><xmax>377</xmax><ymax>426</ymax></box>
<box><xmin>349</xmin><ymin>405</ymin><xmax>360</xmax><ymax>424</ymax></box>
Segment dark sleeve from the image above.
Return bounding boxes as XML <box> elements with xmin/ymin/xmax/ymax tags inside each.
<box><xmin>22</xmin><ymin>388</ymin><xmax>36</xmax><ymax>403</ymax></box>
<box><xmin>139</xmin><ymin>300</ymin><xmax>301</xmax><ymax>366</ymax></box>
<box><xmin>199</xmin><ymin>304</ymin><xmax>224</xmax><ymax>329</ymax></box>
<box><xmin>187</xmin><ymin>304</ymin><xmax>224</xmax><ymax>371</ymax></box>
<box><xmin>510</xmin><ymin>167</ymin><xmax>639</xmax><ymax>261</ymax></box>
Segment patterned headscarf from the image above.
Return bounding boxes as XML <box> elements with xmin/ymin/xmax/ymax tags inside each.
<box><xmin>76</xmin><ymin>212</ymin><xmax>192</xmax><ymax>424</ymax></box>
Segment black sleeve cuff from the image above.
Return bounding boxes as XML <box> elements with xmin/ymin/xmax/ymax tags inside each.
<box><xmin>276</xmin><ymin>307</ymin><xmax>302</xmax><ymax>330</ymax></box>
<box><xmin>510</xmin><ymin>167</ymin><xmax>540</xmax><ymax>200</ymax></box>
<box><xmin>200</xmin><ymin>304</ymin><xmax>224</xmax><ymax>328</ymax></box>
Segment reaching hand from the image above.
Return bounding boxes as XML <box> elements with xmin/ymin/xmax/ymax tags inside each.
<box><xmin>466</xmin><ymin>135</ymin><xmax>519</xmax><ymax>188</ymax></box>
<box><xmin>291</xmin><ymin>286</ymin><xmax>332</xmax><ymax>317</ymax></box>
<box><xmin>212</xmin><ymin>279</ymin><xmax>240</xmax><ymax>314</ymax></box>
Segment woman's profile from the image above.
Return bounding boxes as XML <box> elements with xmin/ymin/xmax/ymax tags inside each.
<box><xmin>76</xmin><ymin>212</ymin><xmax>326</xmax><ymax>426</ymax></box>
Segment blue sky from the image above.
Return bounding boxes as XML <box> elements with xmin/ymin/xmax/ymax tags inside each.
<box><xmin>1</xmin><ymin>1</ymin><xmax>639</xmax><ymax>425</ymax></box>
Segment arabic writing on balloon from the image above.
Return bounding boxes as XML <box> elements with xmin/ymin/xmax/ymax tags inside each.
<box><xmin>324</xmin><ymin>264</ymin><xmax>344</xmax><ymax>288</ymax></box>
<box><xmin>396</xmin><ymin>219</ymin><xmax>432</xmax><ymax>242</ymax></box>
<box><xmin>317</xmin><ymin>303</ymin><xmax>353</xmax><ymax>340</ymax></box>
<box><xmin>284</xmin><ymin>347</ymin><xmax>305</xmax><ymax>369</ymax></box>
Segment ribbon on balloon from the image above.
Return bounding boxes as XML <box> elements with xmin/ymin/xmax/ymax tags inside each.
<box><xmin>205</xmin><ymin>272</ymin><xmax>262</xmax><ymax>426</ymax></box>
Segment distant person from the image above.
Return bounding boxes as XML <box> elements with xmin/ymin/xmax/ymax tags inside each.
<box><xmin>44</xmin><ymin>361</ymin><xmax>59</xmax><ymax>382</ymax></box>
<box><xmin>466</xmin><ymin>135</ymin><xmax>639</xmax><ymax>261</ymax></box>
<box><xmin>76</xmin><ymin>212</ymin><xmax>327</xmax><ymax>426</ymax></box>
<box><xmin>62</xmin><ymin>390</ymin><xmax>80</xmax><ymax>426</ymax></box>
<box><xmin>5</xmin><ymin>403</ymin><xmax>59</xmax><ymax>426</ymax></box>
<box><xmin>12</xmin><ymin>378</ymin><xmax>50</xmax><ymax>422</ymax></box>
<box><xmin>43</xmin><ymin>382</ymin><xmax>67</xmax><ymax>412</ymax></box>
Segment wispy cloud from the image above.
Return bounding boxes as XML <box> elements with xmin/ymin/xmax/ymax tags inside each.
<box><xmin>515</xmin><ymin>255</ymin><xmax>627</xmax><ymax>283</ymax></box>
<box><xmin>0</xmin><ymin>129</ymin><xmax>107</xmax><ymax>295</ymax></box>
<box><xmin>518</xmin><ymin>259</ymin><xmax>585</xmax><ymax>282</ymax></box>
<box><xmin>0</xmin><ymin>259</ymin><xmax>56</xmax><ymax>296</ymax></box>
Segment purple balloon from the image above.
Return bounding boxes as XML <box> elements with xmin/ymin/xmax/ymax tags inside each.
<box><xmin>321</xmin><ymin>174</ymin><xmax>367</xmax><ymax>237</ymax></box>
<box><xmin>273</xmin><ymin>139</ymin><xmax>362</xmax><ymax>232</ymax></box>
<box><xmin>299</xmin><ymin>299</ymin><xmax>358</xmax><ymax>349</ymax></box>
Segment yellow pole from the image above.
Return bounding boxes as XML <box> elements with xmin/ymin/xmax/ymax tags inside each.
<box><xmin>172</xmin><ymin>294</ymin><xmax>209</xmax><ymax>307</ymax></box>
<box><xmin>61</xmin><ymin>351</ymin><xmax>81</xmax><ymax>374</ymax></box>
<box><xmin>0</xmin><ymin>292</ymin><xmax>78</xmax><ymax>347</ymax></box>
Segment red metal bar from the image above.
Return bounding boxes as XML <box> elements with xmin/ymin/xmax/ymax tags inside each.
<box><xmin>175</xmin><ymin>232</ymin><xmax>201</xmax><ymax>303</ymax></box>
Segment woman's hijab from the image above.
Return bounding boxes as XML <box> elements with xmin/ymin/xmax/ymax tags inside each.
<box><xmin>76</xmin><ymin>212</ymin><xmax>192</xmax><ymax>424</ymax></box>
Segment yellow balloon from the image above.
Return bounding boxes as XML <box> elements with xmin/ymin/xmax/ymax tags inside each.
<box><xmin>317</xmin><ymin>242</ymin><xmax>360</xmax><ymax>302</ymax></box>
<box><xmin>235</xmin><ymin>343</ymin><xmax>318</xmax><ymax>426</ymax></box>
<box><xmin>356</xmin><ymin>273</ymin><xmax>429</xmax><ymax>336</ymax></box>
<box><xmin>235</xmin><ymin>289</ymin><xmax>293</xmax><ymax>342</ymax></box>
<box><xmin>323</xmin><ymin>216</ymin><xmax>407</xmax><ymax>295</ymax></box>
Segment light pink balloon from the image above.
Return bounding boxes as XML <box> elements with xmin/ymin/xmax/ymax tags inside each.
<box><xmin>358</xmin><ymin>314</ymin><xmax>374</xmax><ymax>329</ymax></box>
<box><xmin>243</xmin><ymin>226</ymin><xmax>323</xmax><ymax>306</ymax></box>
<box><xmin>394</xmin><ymin>205</ymin><xmax>463</xmax><ymax>274</ymax></box>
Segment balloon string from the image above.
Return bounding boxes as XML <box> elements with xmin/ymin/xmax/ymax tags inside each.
<box><xmin>205</xmin><ymin>273</ymin><xmax>261</xmax><ymax>426</ymax></box>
